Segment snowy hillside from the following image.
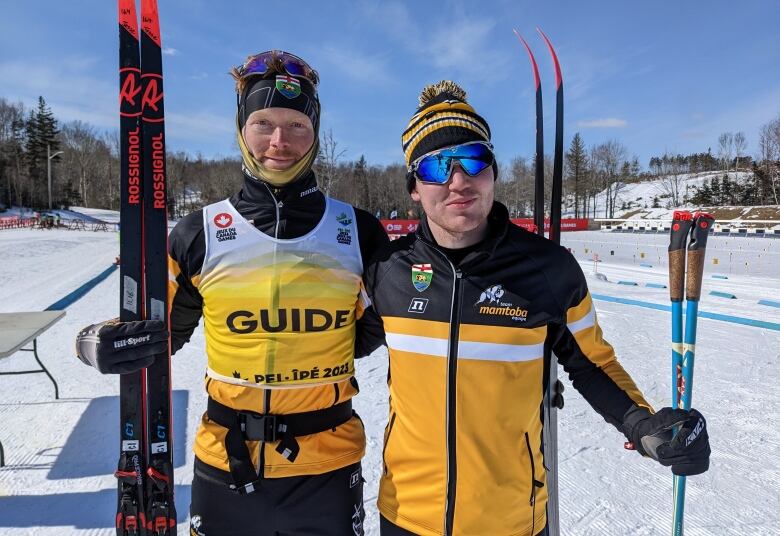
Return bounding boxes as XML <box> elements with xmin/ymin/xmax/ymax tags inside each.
<box><xmin>575</xmin><ymin>171</ymin><xmax>780</xmax><ymax>222</ymax></box>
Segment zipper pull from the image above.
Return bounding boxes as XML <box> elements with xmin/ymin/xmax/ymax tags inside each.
<box><xmin>455</xmin><ymin>269</ymin><xmax>462</xmax><ymax>279</ymax></box>
<box><xmin>277</xmin><ymin>201</ymin><xmax>284</xmax><ymax>209</ymax></box>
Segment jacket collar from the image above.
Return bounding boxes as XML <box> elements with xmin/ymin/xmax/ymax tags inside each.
<box><xmin>238</xmin><ymin>168</ymin><xmax>322</xmax><ymax>206</ymax></box>
<box><xmin>415</xmin><ymin>201</ymin><xmax>511</xmax><ymax>268</ymax></box>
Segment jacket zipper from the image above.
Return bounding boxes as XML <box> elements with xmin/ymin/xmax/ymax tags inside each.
<box><xmin>382</xmin><ymin>412</ymin><xmax>397</xmax><ymax>475</ymax></box>
<box><xmin>443</xmin><ymin>260</ymin><xmax>462</xmax><ymax>536</ymax></box>
<box><xmin>258</xmin><ymin>182</ymin><xmax>280</xmax><ymax>477</ymax></box>
<box><xmin>261</xmin><ymin>181</ymin><xmax>282</xmax><ymax>238</ymax></box>
<box><xmin>524</xmin><ymin>431</ymin><xmax>544</xmax><ymax>534</ymax></box>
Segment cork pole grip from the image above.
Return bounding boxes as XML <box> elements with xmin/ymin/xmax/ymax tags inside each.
<box><xmin>668</xmin><ymin>211</ymin><xmax>694</xmax><ymax>302</ymax></box>
<box><xmin>669</xmin><ymin>250</ymin><xmax>686</xmax><ymax>301</ymax></box>
<box><xmin>685</xmin><ymin>213</ymin><xmax>715</xmax><ymax>301</ymax></box>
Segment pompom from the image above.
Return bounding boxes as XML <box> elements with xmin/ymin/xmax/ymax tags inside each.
<box><xmin>418</xmin><ymin>80</ymin><xmax>467</xmax><ymax>107</ymax></box>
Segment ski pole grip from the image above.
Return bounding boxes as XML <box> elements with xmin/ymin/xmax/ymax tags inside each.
<box><xmin>668</xmin><ymin>211</ymin><xmax>693</xmax><ymax>301</ymax></box>
<box><xmin>686</xmin><ymin>213</ymin><xmax>715</xmax><ymax>301</ymax></box>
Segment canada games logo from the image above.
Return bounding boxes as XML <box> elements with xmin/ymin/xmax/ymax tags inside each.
<box><xmin>214</xmin><ymin>212</ymin><xmax>237</xmax><ymax>242</ymax></box>
<box><xmin>214</xmin><ymin>213</ymin><xmax>233</xmax><ymax>228</ymax></box>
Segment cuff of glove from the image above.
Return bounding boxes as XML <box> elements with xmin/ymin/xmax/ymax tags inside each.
<box><xmin>622</xmin><ymin>405</ymin><xmax>654</xmax><ymax>456</ymax></box>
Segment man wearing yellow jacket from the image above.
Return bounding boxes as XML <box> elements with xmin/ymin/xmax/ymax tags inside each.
<box><xmin>359</xmin><ymin>81</ymin><xmax>711</xmax><ymax>536</ymax></box>
<box><xmin>76</xmin><ymin>51</ymin><xmax>387</xmax><ymax>535</ymax></box>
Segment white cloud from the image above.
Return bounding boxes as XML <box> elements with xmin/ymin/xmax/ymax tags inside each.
<box><xmin>166</xmin><ymin>111</ymin><xmax>234</xmax><ymax>142</ymax></box>
<box><xmin>356</xmin><ymin>0</ymin><xmax>510</xmax><ymax>85</ymax></box>
<box><xmin>318</xmin><ymin>46</ymin><xmax>393</xmax><ymax>86</ymax></box>
<box><xmin>163</xmin><ymin>47</ymin><xmax>179</xmax><ymax>56</ymax></box>
<box><xmin>427</xmin><ymin>19</ymin><xmax>497</xmax><ymax>70</ymax></box>
<box><xmin>577</xmin><ymin>118</ymin><xmax>629</xmax><ymax>128</ymax></box>
<box><xmin>0</xmin><ymin>56</ymin><xmax>233</xmax><ymax>152</ymax></box>
<box><xmin>0</xmin><ymin>57</ymin><xmax>117</xmax><ymax>129</ymax></box>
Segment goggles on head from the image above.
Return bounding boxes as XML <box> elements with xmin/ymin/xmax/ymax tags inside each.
<box><xmin>236</xmin><ymin>50</ymin><xmax>319</xmax><ymax>87</ymax></box>
<box><xmin>409</xmin><ymin>141</ymin><xmax>495</xmax><ymax>184</ymax></box>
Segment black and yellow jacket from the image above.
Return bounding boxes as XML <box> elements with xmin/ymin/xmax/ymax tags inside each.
<box><xmin>361</xmin><ymin>202</ymin><xmax>651</xmax><ymax>536</ymax></box>
<box><xmin>168</xmin><ymin>170</ymin><xmax>388</xmax><ymax>479</ymax></box>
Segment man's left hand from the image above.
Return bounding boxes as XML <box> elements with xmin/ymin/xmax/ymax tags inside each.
<box><xmin>623</xmin><ymin>405</ymin><xmax>710</xmax><ymax>476</ymax></box>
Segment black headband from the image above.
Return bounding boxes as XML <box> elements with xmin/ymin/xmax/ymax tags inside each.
<box><xmin>238</xmin><ymin>75</ymin><xmax>320</xmax><ymax>131</ymax></box>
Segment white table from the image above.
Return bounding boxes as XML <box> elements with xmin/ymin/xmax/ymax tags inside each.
<box><xmin>0</xmin><ymin>310</ymin><xmax>65</xmax><ymax>466</ymax></box>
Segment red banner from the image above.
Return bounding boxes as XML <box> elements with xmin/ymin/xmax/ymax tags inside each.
<box><xmin>381</xmin><ymin>218</ymin><xmax>589</xmax><ymax>239</ymax></box>
<box><xmin>511</xmin><ymin>218</ymin><xmax>590</xmax><ymax>233</ymax></box>
<box><xmin>381</xmin><ymin>220</ymin><xmax>419</xmax><ymax>239</ymax></box>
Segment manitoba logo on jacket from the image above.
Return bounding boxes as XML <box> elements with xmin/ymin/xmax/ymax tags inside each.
<box><xmin>475</xmin><ymin>284</ymin><xmax>528</xmax><ymax>321</ymax></box>
<box><xmin>411</xmin><ymin>263</ymin><xmax>433</xmax><ymax>292</ymax></box>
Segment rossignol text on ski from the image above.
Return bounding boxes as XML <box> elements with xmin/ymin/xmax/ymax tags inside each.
<box><xmin>116</xmin><ymin>0</ymin><xmax>175</xmax><ymax>534</ymax></box>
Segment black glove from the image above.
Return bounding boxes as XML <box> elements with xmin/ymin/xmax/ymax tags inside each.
<box><xmin>623</xmin><ymin>405</ymin><xmax>710</xmax><ymax>476</ymax></box>
<box><xmin>75</xmin><ymin>318</ymin><xmax>168</xmax><ymax>374</ymax></box>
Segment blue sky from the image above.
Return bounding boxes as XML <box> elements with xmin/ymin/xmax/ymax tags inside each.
<box><xmin>2</xmin><ymin>0</ymin><xmax>779</xmax><ymax>169</ymax></box>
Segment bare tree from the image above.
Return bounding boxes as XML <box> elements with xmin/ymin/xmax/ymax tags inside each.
<box><xmin>758</xmin><ymin>118</ymin><xmax>780</xmax><ymax>204</ymax></box>
<box><xmin>494</xmin><ymin>156</ymin><xmax>533</xmax><ymax>217</ymax></box>
<box><xmin>0</xmin><ymin>99</ymin><xmax>27</xmax><ymax>207</ymax></box>
<box><xmin>718</xmin><ymin>132</ymin><xmax>734</xmax><ymax>171</ymax></box>
<box><xmin>657</xmin><ymin>151</ymin><xmax>687</xmax><ymax>207</ymax></box>
<box><xmin>591</xmin><ymin>140</ymin><xmax>627</xmax><ymax>218</ymax></box>
<box><xmin>733</xmin><ymin>131</ymin><xmax>747</xmax><ymax>171</ymax></box>
<box><xmin>61</xmin><ymin>120</ymin><xmax>101</xmax><ymax>207</ymax></box>
<box><xmin>315</xmin><ymin>129</ymin><xmax>346</xmax><ymax>197</ymax></box>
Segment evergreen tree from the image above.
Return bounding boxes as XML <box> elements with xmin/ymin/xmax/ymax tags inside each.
<box><xmin>565</xmin><ymin>132</ymin><xmax>586</xmax><ymax>218</ymax></box>
<box><xmin>24</xmin><ymin>97</ymin><xmax>60</xmax><ymax>208</ymax></box>
<box><xmin>721</xmin><ymin>175</ymin><xmax>734</xmax><ymax>205</ymax></box>
<box><xmin>710</xmin><ymin>176</ymin><xmax>722</xmax><ymax>205</ymax></box>
<box><xmin>690</xmin><ymin>180</ymin><xmax>712</xmax><ymax>205</ymax></box>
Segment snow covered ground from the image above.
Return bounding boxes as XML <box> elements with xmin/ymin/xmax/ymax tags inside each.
<box><xmin>0</xmin><ymin>225</ymin><xmax>778</xmax><ymax>535</ymax></box>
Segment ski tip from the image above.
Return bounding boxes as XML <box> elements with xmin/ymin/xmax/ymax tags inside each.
<box><xmin>513</xmin><ymin>28</ymin><xmax>541</xmax><ymax>89</ymax></box>
<box><xmin>141</xmin><ymin>0</ymin><xmax>162</xmax><ymax>47</ymax></box>
<box><xmin>536</xmin><ymin>27</ymin><xmax>563</xmax><ymax>88</ymax></box>
<box><xmin>118</xmin><ymin>0</ymin><xmax>139</xmax><ymax>37</ymax></box>
<box><xmin>672</xmin><ymin>210</ymin><xmax>694</xmax><ymax>221</ymax></box>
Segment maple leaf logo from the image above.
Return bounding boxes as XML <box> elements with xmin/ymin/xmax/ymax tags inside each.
<box><xmin>214</xmin><ymin>213</ymin><xmax>233</xmax><ymax>229</ymax></box>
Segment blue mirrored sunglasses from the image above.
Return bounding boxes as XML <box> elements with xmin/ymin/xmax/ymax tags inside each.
<box><xmin>409</xmin><ymin>141</ymin><xmax>495</xmax><ymax>184</ymax></box>
<box><xmin>237</xmin><ymin>50</ymin><xmax>319</xmax><ymax>87</ymax></box>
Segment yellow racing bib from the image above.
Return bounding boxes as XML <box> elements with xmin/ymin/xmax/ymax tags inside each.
<box><xmin>199</xmin><ymin>197</ymin><xmax>364</xmax><ymax>388</ymax></box>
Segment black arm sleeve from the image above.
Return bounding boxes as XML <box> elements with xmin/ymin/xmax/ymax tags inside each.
<box><xmin>547</xmin><ymin>250</ymin><xmax>651</xmax><ymax>431</ymax></box>
<box><xmin>355</xmin><ymin>208</ymin><xmax>390</xmax><ymax>264</ymax></box>
<box><xmin>168</xmin><ymin>211</ymin><xmax>206</xmax><ymax>355</ymax></box>
<box><xmin>355</xmin><ymin>209</ymin><xmax>390</xmax><ymax>358</ymax></box>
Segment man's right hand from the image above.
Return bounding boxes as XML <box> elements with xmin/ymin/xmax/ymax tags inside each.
<box><xmin>75</xmin><ymin>319</ymin><xmax>168</xmax><ymax>374</ymax></box>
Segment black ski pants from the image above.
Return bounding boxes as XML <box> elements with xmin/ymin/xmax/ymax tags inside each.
<box><xmin>190</xmin><ymin>458</ymin><xmax>364</xmax><ymax>535</ymax></box>
<box><xmin>379</xmin><ymin>515</ymin><xmax>549</xmax><ymax>535</ymax></box>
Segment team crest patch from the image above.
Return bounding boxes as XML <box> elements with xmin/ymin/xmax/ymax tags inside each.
<box><xmin>275</xmin><ymin>75</ymin><xmax>301</xmax><ymax>99</ymax></box>
<box><xmin>412</xmin><ymin>263</ymin><xmax>433</xmax><ymax>292</ymax></box>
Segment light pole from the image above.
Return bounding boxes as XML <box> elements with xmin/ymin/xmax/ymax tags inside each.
<box><xmin>47</xmin><ymin>144</ymin><xmax>64</xmax><ymax>210</ymax></box>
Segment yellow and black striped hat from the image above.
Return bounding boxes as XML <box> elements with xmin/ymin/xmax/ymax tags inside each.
<box><xmin>402</xmin><ymin>80</ymin><xmax>491</xmax><ymax>174</ymax></box>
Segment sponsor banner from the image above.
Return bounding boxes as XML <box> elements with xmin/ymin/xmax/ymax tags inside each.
<box><xmin>380</xmin><ymin>218</ymin><xmax>589</xmax><ymax>239</ymax></box>
<box><xmin>511</xmin><ymin>218</ymin><xmax>591</xmax><ymax>232</ymax></box>
<box><xmin>381</xmin><ymin>219</ymin><xmax>419</xmax><ymax>240</ymax></box>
